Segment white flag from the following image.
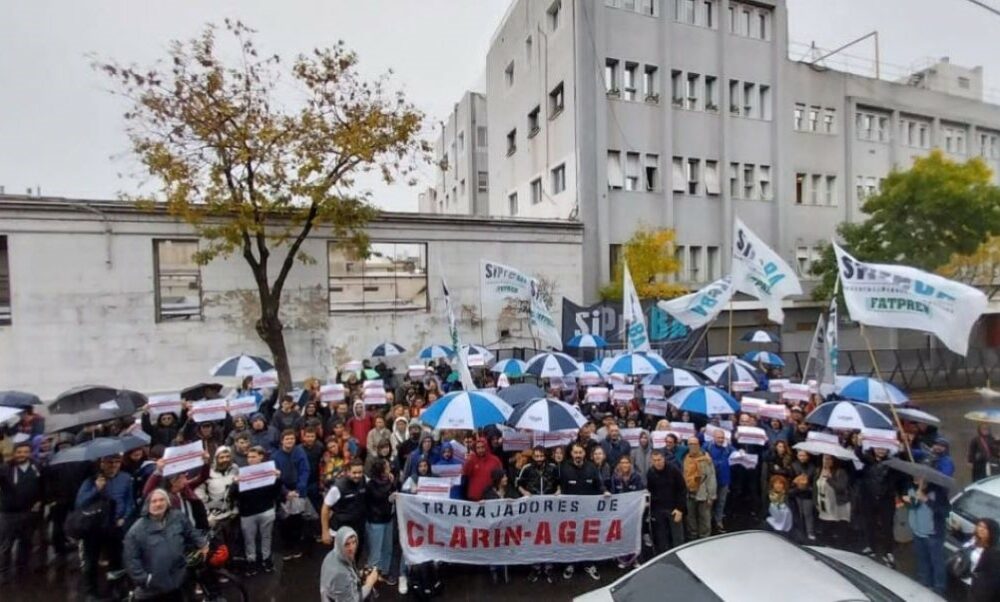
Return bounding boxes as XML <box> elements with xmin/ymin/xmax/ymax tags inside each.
<box><xmin>833</xmin><ymin>243</ymin><xmax>987</xmax><ymax>356</ymax></box>
<box><xmin>657</xmin><ymin>275</ymin><xmax>735</xmax><ymax>329</ymax></box>
<box><xmin>823</xmin><ymin>296</ymin><xmax>838</xmax><ymax>389</ymax></box>
<box><xmin>802</xmin><ymin>312</ymin><xmax>826</xmax><ymax>383</ymax></box>
<box><xmin>442</xmin><ymin>277</ymin><xmax>476</xmax><ymax>391</ymax></box>
<box><xmin>732</xmin><ymin>218</ymin><xmax>802</xmax><ymax>323</ymax></box>
<box><xmin>622</xmin><ymin>261</ymin><xmax>650</xmax><ymax>352</ymax></box>
<box><xmin>480</xmin><ymin>260</ymin><xmax>561</xmax><ymax>349</ymax></box>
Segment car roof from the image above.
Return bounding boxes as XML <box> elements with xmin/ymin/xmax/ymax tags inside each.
<box><xmin>964</xmin><ymin>475</ymin><xmax>1000</xmax><ymax>496</ymax></box>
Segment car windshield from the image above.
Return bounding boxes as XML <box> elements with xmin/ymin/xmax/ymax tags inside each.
<box><xmin>610</xmin><ymin>552</ymin><xmax>723</xmax><ymax>602</ymax></box>
<box><xmin>953</xmin><ymin>490</ymin><xmax>1000</xmax><ymax>524</ymax></box>
<box><xmin>800</xmin><ymin>548</ymin><xmax>902</xmax><ymax>602</ymax></box>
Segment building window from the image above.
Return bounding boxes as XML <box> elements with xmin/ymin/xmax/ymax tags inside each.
<box><xmin>608</xmin><ymin>150</ymin><xmax>624</xmax><ymax>189</ymax></box>
<box><xmin>707</xmin><ymin>246</ymin><xmax>719</xmax><ymax>280</ymax></box>
<box><xmin>531</xmin><ymin>178</ymin><xmax>543</xmax><ymax>205</ymax></box>
<box><xmin>686</xmin><ymin>73</ymin><xmax>700</xmax><ymax>110</ymax></box>
<box><xmin>328</xmin><ymin>243</ymin><xmax>429</xmax><ymax>314</ymax></box>
<box><xmin>743</xmin><ymin>164</ymin><xmax>756</xmax><ymax>199</ymax></box>
<box><xmin>477</xmin><ymin>171</ymin><xmax>488</xmax><ymax>193</ymax></box>
<box><xmin>551</xmin><ymin>164</ymin><xmax>566</xmax><ymax>194</ymax></box>
<box><xmin>528</xmin><ymin>106</ymin><xmax>541</xmax><ymax>137</ymax></box>
<box><xmin>705</xmin><ymin>160</ymin><xmax>720</xmax><ymax>195</ymax></box>
<box><xmin>796</xmin><ymin>247</ymin><xmax>811</xmax><ymax>276</ymax></box>
<box><xmin>671</xmin><ymin>70</ymin><xmax>683</xmax><ymax>106</ymax></box>
<box><xmin>640</xmin><ymin>0</ymin><xmax>658</xmax><ymax>16</ymax></box>
<box><xmin>504</xmin><ymin>61</ymin><xmax>514</xmax><ymax>88</ymax></box>
<box><xmin>625</xmin><ymin>152</ymin><xmax>641</xmax><ymax>191</ymax></box>
<box><xmin>609</xmin><ymin>244</ymin><xmax>622</xmax><ymax>277</ymax></box>
<box><xmin>547</xmin><ymin>0</ymin><xmax>561</xmax><ymax>31</ymax></box>
<box><xmin>810</xmin><ymin>174</ymin><xmax>821</xmax><ymax>205</ymax></box>
<box><xmin>704</xmin><ymin>0</ymin><xmax>715</xmax><ymax>28</ymax></box>
<box><xmin>743</xmin><ymin>82</ymin><xmax>755</xmax><ymax>117</ymax></box>
<box><xmin>684</xmin><ymin>0</ymin><xmax>696</xmax><ymax>23</ymax></box>
<box><xmin>686</xmin><ymin>158</ymin><xmax>700</xmax><ymax>194</ymax></box>
<box><xmin>477</xmin><ymin>126</ymin><xmax>488</xmax><ymax>147</ymax></box>
<box><xmin>0</xmin><ymin>237</ymin><xmax>9</xmax><ymax>325</ymax></box>
<box><xmin>506</xmin><ymin>128</ymin><xmax>517</xmax><ymax>155</ymax></box>
<box><xmin>643</xmin><ymin>65</ymin><xmax>659</xmax><ymax>101</ymax></box>
<box><xmin>943</xmin><ymin>124</ymin><xmax>967</xmax><ymax>154</ymax></box>
<box><xmin>508</xmin><ymin>192</ymin><xmax>519</xmax><ymax>215</ymax></box>
<box><xmin>794</xmin><ymin>104</ymin><xmax>804</xmax><ymax>130</ymax></box>
<box><xmin>958</xmin><ymin>76</ymin><xmax>970</xmax><ymax>89</ymax></box>
<box><xmin>704</xmin><ymin>76</ymin><xmax>718</xmax><ymax>111</ymax></box>
<box><xmin>742</xmin><ymin>8</ymin><xmax>751</xmax><ymax>36</ymax></box>
<box><xmin>153</xmin><ymin>239</ymin><xmax>202</xmax><ymax>321</ymax></box>
<box><xmin>825</xmin><ymin>175</ymin><xmax>836</xmax><ymax>206</ymax></box>
<box><xmin>758</xmin><ymin>10</ymin><xmax>769</xmax><ymax>39</ymax></box>
<box><xmin>981</xmin><ymin>132</ymin><xmax>1000</xmax><ymax>159</ymax></box>
<box><xmin>606</xmin><ymin>59</ymin><xmax>620</xmax><ymax>94</ymax></box>
<box><xmin>689</xmin><ymin>246</ymin><xmax>702</xmax><ymax>282</ymax></box>
<box><xmin>728</xmin><ymin>4</ymin><xmax>736</xmax><ymax>33</ymax></box>
<box><xmin>645</xmin><ymin>154</ymin><xmax>660</xmax><ymax>191</ymax></box>
<box><xmin>729</xmin><ymin>79</ymin><xmax>740</xmax><ymax>115</ymax></box>
<box><xmin>729</xmin><ymin>162</ymin><xmax>739</xmax><ymax>198</ymax></box>
<box><xmin>759</xmin><ymin>165</ymin><xmax>771</xmax><ymax>200</ymax></box>
<box><xmin>856</xmin><ymin>109</ymin><xmax>890</xmax><ymax>142</ymax></box>
<box><xmin>808</xmin><ymin>107</ymin><xmax>819</xmax><ymax>132</ymax></box>
<box><xmin>674</xmin><ymin>245</ymin><xmax>686</xmax><ymax>281</ymax></box>
<box><xmin>759</xmin><ymin>85</ymin><xmax>771</xmax><ymax>120</ymax></box>
<box><xmin>549</xmin><ymin>82</ymin><xmax>565</xmax><ymax>116</ymax></box>
<box><xmin>823</xmin><ymin>108</ymin><xmax>835</xmax><ymax>133</ymax></box>
<box><xmin>623</xmin><ymin>63</ymin><xmax>638</xmax><ymax>101</ymax></box>
<box><xmin>795</xmin><ymin>173</ymin><xmax>805</xmax><ymax>205</ymax></box>
<box><xmin>672</xmin><ymin>157</ymin><xmax>685</xmax><ymax>192</ymax></box>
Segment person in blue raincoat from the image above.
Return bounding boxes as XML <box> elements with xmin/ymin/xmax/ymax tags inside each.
<box><xmin>432</xmin><ymin>442</ymin><xmax>464</xmax><ymax>499</ymax></box>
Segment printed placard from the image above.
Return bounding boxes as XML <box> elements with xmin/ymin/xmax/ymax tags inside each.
<box><xmin>650</xmin><ymin>431</ymin><xmax>670</xmax><ymax>449</ymax></box>
<box><xmin>728</xmin><ymin>449</ymin><xmax>759</xmax><ymax>469</ymax></box>
<box><xmin>148</xmin><ymin>393</ymin><xmax>183</xmax><ymax>418</ymax></box>
<box><xmin>363</xmin><ymin>387</ymin><xmax>388</xmax><ymax>405</ymax></box>
<box><xmin>621</xmin><ymin>428</ymin><xmax>644</xmax><ymax>448</ymax></box>
<box><xmin>782</xmin><ymin>383</ymin><xmax>812</xmax><ymax>402</ymax></box>
<box><xmin>612</xmin><ymin>384</ymin><xmax>635</xmax><ymax>404</ymax></box>
<box><xmin>252</xmin><ymin>372</ymin><xmax>278</xmax><ymax>388</ymax></box>
<box><xmin>769</xmin><ymin>379</ymin><xmax>790</xmax><ymax>394</ymax></box>
<box><xmin>579</xmin><ymin>373</ymin><xmax>603</xmax><ymax>386</ymax></box>
<box><xmin>758</xmin><ymin>404</ymin><xmax>789</xmax><ymax>421</ymax></box>
<box><xmin>741</xmin><ymin>397</ymin><xmax>766</xmax><ymax>415</ymax></box>
<box><xmin>736</xmin><ymin>426</ymin><xmax>768</xmax><ymax>446</ymax></box>
<box><xmin>362</xmin><ymin>379</ymin><xmax>384</xmax><ymax>390</ymax></box>
<box><xmin>642</xmin><ymin>385</ymin><xmax>666</xmax><ymax>400</ymax></box>
<box><xmin>502</xmin><ymin>430</ymin><xmax>533</xmax><ymax>452</ymax></box>
<box><xmin>449</xmin><ymin>440</ymin><xmax>468</xmax><ymax>463</ymax></box>
<box><xmin>667</xmin><ymin>421</ymin><xmax>696</xmax><ymax>441</ymax></box>
<box><xmin>320</xmin><ymin>384</ymin><xmax>346</xmax><ymax>403</ymax></box>
<box><xmin>861</xmin><ymin>428</ymin><xmax>900</xmax><ymax>453</ymax></box>
<box><xmin>227</xmin><ymin>396</ymin><xmax>258</xmax><ymax>416</ymax></box>
<box><xmin>238</xmin><ymin>461</ymin><xmax>278</xmax><ymax>492</ymax></box>
<box><xmin>644</xmin><ymin>398</ymin><xmax>669</xmax><ymax>416</ymax></box>
<box><xmin>162</xmin><ymin>441</ymin><xmax>205</xmax><ymax>477</ymax></box>
<box><xmin>705</xmin><ymin>424</ymin><xmax>732</xmax><ymax>445</ymax></box>
<box><xmin>807</xmin><ymin>431</ymin><xmax>840</xmax><ymax>445</ymax></box>
<box><xmin>467</xmin><ymin>354</ymin><xmax>486</xmax><ymax>367</ymax></box>
<box><xmin>585</xmin><ymin>387</ymin><xmax>610</xmax><ymax>404</ymax></box>
<box><xmin>431</xmin><ymin>463</ymin><xmax>464</xmax><ymax>479</ymax></box>
<box><xmin>807</xmin><ymin>379</ymin><xmax>819</xmax><ymax>394</ymax></box>
<box><xmin>189</xmin><ymin>399</ymin><xmax>228</xmax><ymax>423</ymax></box>
<box><xmin>534</xmin><ymin>431</ymin><xmax>576</xmax><ymax>449</ymax></box>
<box><xmin>731</xmin><ymin>380</ymin><xmax>757</xmax><ymax>392</ymax></box>
<box><xmin>415</xmin><ymin>476</ymin><xmax>453</xmax><ymax>498</ymax></box>
<box><xmin>608</xmin><ymin>373</ymin><xmax>627</xmax><ymax>385</ymax></box>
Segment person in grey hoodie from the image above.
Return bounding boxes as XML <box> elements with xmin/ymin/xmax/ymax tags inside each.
<box><xmin>123</xmin><ymin>488</ymin><xmax>207</xmax><ymax>600</ymax></box>
<box><xmin>320</xmin><ymin>525</ymin><xmax>379</xmax><ymax>602</ymax></box>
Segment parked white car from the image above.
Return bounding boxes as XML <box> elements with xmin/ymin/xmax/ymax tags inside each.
<box><xmin>945</xmin><ymin>474</ymin><xmax>1000</xmax><ymax>555</ymax></box>
<box><xmin>575</xmin><ymin>531</ymin><xmax>943</xmax><ymax>602</ymax></box>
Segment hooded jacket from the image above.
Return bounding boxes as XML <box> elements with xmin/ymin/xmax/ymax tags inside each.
<box><xmin>272</xmin><ymin>443</ymin><xmax>310</xmax><ymax>498</ymax></box>
<box><xmin>463</xmin><ymin>438</ymin><xmax>503</xmax><ymax>502</ymax></box>
<box><xmin>390</xmin><ymin>416</ymin><xmax>410</xmax><ymax>459</ymax></box>
<box><xmin>347</xmin><ymin>402</ymin><xmax>375</xmax><ymax>452</ymax></box>
<box><xmin>247</xmin><ymin>413</ymin><xmax>276</xmax><ymax>450</ymax></box>
<box><xmin>630</xmin><ymin>433</ymin><xmax>653</xmax><ymax>477</ymax></box>
<box><xmin>196</xmin><ymin>446</ymin><xmax>239</xmax><ymax>517</ymax></box>
<box><xmin>366</xmin><ymin>425</ymin><xmax>391</xmax><ymax>456</ymax></box>
<box><xmin>404</xmin><ymin>435</ymin><xmax>440</xmax><ymax>479</ymax></box>
<box><xmin>123</xmin><ymin>490</ymin><xmax>207</xmax><ymax>599</ymax></box>
<box><xmin>141</xmin><ymin>412</ymin><xmax>180</xmax><ymax>448</ymax></box>
<box><xmin>320</xmin><ymin>526</ymin><xmax>362</xmax><ymax>602</ymax></box>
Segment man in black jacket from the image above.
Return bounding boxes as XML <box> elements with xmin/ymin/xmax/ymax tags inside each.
<box><xmin>0</xmin><ymin>440</ymin><xmax>44</xmax><ymax>584</ymax></box>
<box><xmin>559</xmin><ymin>443</ymin><xmax>606</xmax><ymax>582</ymax></box>
<box><xmin>646</xmin><ymin>450</ymin><xmax>686</xmax><ymax>554</ymax></box>
<box><xmin>231</xmin><ymin>446</ymin><xmax>282</xmax><ymax>575</ymax></box>
<box><xmin>860</xmin><ymin>448</ymin><xmax>903</xmax><ymax>566</ymax></box>
<box><xmin>320</xmin><ymin>459</ymin><xmax>367</xmax><ymax>552</ymax></box>
<box><xmin>517</xmin><ymin>446</ymin><xmax>560</xmax><ymax>583</ymax></box>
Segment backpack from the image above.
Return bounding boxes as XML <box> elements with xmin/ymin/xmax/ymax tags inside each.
<box><xmin>65</xmin><ymin>497</ymin><xmax>114</xmax><ymax>540</ymax></box>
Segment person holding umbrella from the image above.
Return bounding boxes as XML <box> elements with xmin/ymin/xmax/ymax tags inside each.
<box><xmin>903</xmin><ymin>477</ymin><xmax>949</xmax><ymax>595</ymax></box>
<box><xmin>76</xmin><ymin>453</ymin><xmax>135</xmax><ymax>600</ymax></box>
<box><xmin>0</xmin><ymin>439</ymin><xmax>44</xmax><ymax>585</ymax></box>
<box><xmin>968</xmin><ymin>424</ymin><xmax>998</xmax><ymax>482</ymax></box>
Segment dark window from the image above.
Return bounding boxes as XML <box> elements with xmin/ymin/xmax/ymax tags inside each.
<box><xmin>153</xmin><ymin>239</ymin><xmax>202</xmax><ymax>321</ymax></box>
<box><xmin>0</xmin><ymin>236</ymin><xmax>10</xmax><ymax>325</ymax></box>
<box><xmin>328</xmin><ymin>242</ymin><xmax>428</xmax><ymax>313</ymax></box>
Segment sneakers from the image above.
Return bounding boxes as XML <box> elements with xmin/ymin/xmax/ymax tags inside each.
<box><xmin>282</xmin><ymin>551</ymin><xmax>303</xmax><ymax>561</ymax></box>
<box><xmin>642</xmin><ymin>533</ymin><xmax>653</xmax><ymax>548</ymax></box>
<box><xmin>807</xmin><ymin>533</ymin><xmax>817</xmax><ymax>542</ymax></box>
<box><xmin>381</xmin><ymin>575</ymin><xmax>398</xmax><ymax>586</ymax></box>
<box><xmin>398</xmin><ymin>575</ymin><xmax>409</xmax><ymax>595</ymax></box>
<box><xmin>563</xmin><ymin>565</ymin><xmax>575</xmax><ymax>580</ymax></box>
<box><xmin>882</xmin><ymin>553</ymin><xmax>895</xmax><ymax>568</ymax></box>
<box><xmin>527</xmin><ymin>569</ymin><xmax>541</xmax><ymax>583</ymax></box>
<box><xmin>616</xmin><ymin>559</ymin><xmax>628</xmax><ymax>569</ymax></box>
<box><xmin>584</xmin><ymin>565</ymin><xmax>601</xmax><ymax>581</ymax></box>
<box><xmin>545</xmin><ymin>570</ymin><xmax>555</xmax><ymax>584</ymax></box>
<box><xmin>861</xmin><ymin>546</ymin><xmax>874</xmax><ymax>556</ymax></box>
<box><xmin>244</xmin><ymin>562</ymin><xmax>258</xmax><ymax>577</ymax></box>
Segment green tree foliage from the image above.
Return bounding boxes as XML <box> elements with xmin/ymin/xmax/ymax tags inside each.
<box><xmin>811</xmin><ymin>150</ymin><xmax>1000</xmax><ymax>300</ymax></box>
<box><xmin>600</xmin><ymin>228</ymin><xmax>685</xmax><ymax>300</ymax></box>
<box><xmin>98</xmin><ymin>21</ymin><xmax>427</xmax><ymax>392</ymax></box>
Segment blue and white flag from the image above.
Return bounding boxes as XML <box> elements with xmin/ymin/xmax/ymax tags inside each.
<box><xmin>657</xmin><ymin>275</ymin><xmax>735</xmax><ymax>330</ymax></box>
<box><xmin>824</xmin><ymin>295</ymin><xmax>838</xmax><ymax>389</ymax></box>
<box><xmin>833</xmin><ymin>243</ymin><xmax>987</xmax><ymax>356</ymax></box>
<box><xmin>732</xmin><ymin>218</ymin><xmax>802</xmax><ymax>324</ymax></box>
<box><xmin>622</xmin><ymin>261</ymin><xmax>650</xmax><ymax>352</ymax></box>
<box><xmin>442</xmin><ymin>277</ymin><xmax>476</xmax><ymax>391</ymax></box>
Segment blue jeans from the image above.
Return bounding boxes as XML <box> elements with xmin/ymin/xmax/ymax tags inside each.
<box><xmin>713</xmin><ymin>485</ymin><xmax>729</xmax><ymax>525</ymax></box>
<box><xmin>913</xmin><ymin>534</ymin><xmax>946</xmax><ymax>594</ymax></box>
<box><xmin>366</xmin><ymin>521</ymin><xmax>393</xmax><ymax>574</ymax></box>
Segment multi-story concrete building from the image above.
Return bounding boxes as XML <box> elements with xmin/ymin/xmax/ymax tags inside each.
<box><xmin>480</xmin><ymin>0</ymin><xmax>1000</xmax><ymax>304</ymax></box>
<box><xmin>418</xmin><ymin>91</ymin><xmax>490</xmax><ymax>216</ymax></box>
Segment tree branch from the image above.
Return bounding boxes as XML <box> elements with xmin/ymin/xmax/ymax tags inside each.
<box><xmin>271</xmin><ymin>201</ymin><xmax>319</xmax><ymax>302</ymax></box>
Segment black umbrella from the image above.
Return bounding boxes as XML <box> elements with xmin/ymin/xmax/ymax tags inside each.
<box><xmin>0</xmin><ymin>390</ymin><xmax>42</xmax><ymax>408</ymax></box>
<box><xmin>45</xmin><ymin>407</ymin><xmax>127</xmax><ymax>434</ymax></box>
<box><xmin>48</xmin><ymin>437</ymin><xmax>128</xmax><ymax>465</ymax></box>
<box><xmin>119</xmin><ymin>430</ymin><xmax>152</xmax><ymax>453</ymax></box>
<box><xmin>181</xmin><ymin>382</ymin><xmax>224</xmax><ymax>401</ymax></box>
<box><xmin>885</xmin><ymin>457</ymin><xmax>957</xmax><ymax>493</ymax></box>
<box><xmin>50</xmin><ymin>385</ymin><xmax>118</xmax><ymax>414</ymax></box>
<box><xmin>496</xmin><ymin>383</ymin><xmax>545</xmax><ymax>407</ymax></box>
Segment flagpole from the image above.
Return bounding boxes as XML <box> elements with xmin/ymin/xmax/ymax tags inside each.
<box><xmin>860</xmin><ymin>324</ymin><xmax>914</xmax><ymax>462</ymax></box>
<box><xmin>726</xmin><ymin>299</ymin><xmax>735</xmax><ymax>391</ymax></box>
<box><xmin>685</xmin><ymin>315</ymin><xmax>718</xmax><ymax>364</ymax></box>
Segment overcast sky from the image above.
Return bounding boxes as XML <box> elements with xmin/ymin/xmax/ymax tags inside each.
<box><xmin>2</xmin><ymin>0</ymin><xmax>999</xmax><ymax>212</ymax></box>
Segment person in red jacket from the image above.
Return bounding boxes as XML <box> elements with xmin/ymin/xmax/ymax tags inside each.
<box><xmin>463</xmin><ymin>437</ymin><xmax>502</xmax><ymax>501</ymax></box>
<box><xmin>346</xmin><ymin>400</ymin><xmax>375</xmax><ymax>456</ymax></box>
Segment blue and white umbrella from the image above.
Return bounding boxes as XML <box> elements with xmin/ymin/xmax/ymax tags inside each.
<box><xmin>419</xmin><ymin>390</ymin><xmax>513</xmax><ymax>430</ymax></box>
<box><xmin>805</xmin><ymin>400</ymin><xmax>894</xmax><ymax>431</ymax></box>
<box><xmin>507</xmin><ymin>397</ymin><xmax>588</xmax><ymax>432</ymax></box>
<box><xmin>525</xmin><ymin>352</ymin><xmax>580</xmax><ymax>378</ymax></box>
<box><xmin>668</xmin><ymin>386</ymin><xmax>740</xmax><ymax>416</ymax></box>
<box><xmin>578</xmin><ymin>362</ymin><xmax>607</xmax><ymax>380</ymax></box>
<box><xmin>418</xmin><ymin>345</ymin><xmax>454</xmax><ymax>360</ymax></box>
<box><xmin>210</xmin><ymin>354</ymin><xmax>275</xmax><ymax>377</ymax></box>
<box><xmin>371</xmin><ymin>342</ymin><xmax>406</xmax><ymax>357</ymax></box>
<box><xmin>837</xmin><ymin>377</ymin><xmax>908</xmax><ymax>405</ymax></box>
<box><xmin>497</xmin><ymin>383</ymin><xmax>546</xmax><ymax>407</ymax></box>
<box><xmin>606</xmin><ymin>352</ymin><xmax>669</xmax><ymax>376</ymax></box>
<box><xmin>491</xmin><ymin>358</ymin><xmax>528</xmax><ymax>378</ymax></box>
<box><xmin>702</xmin><ymin>360</ymin><xmax>759</xmax><ymax>386</ymax></box>
<box><xmin>566</xmin><ymin>334</ymin><xmax>609</xmax><ymax>349</ymax></box>
<box><xmin>741</xmin><ymin>330</ymin><xmax>780</xmax><ymax>344</ymax></box>
<box><xmin>644</xmin><ymin>368</ymin><xmax>709</xmax><ymax>388</ymax></box>
<box><xmin>461</xmin><ymin>344</ymin><xmax>495</xmax><ymax>366</ymax></box>
<box><xmin>742</xmin><ymin>351</ymin><xmax>786</xmax><ymax>367</ymax></box>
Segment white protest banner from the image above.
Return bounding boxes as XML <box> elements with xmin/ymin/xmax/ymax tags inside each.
<box><xmin>585</xmin><ymin>387</ymin><xmax>609</xmax><ymax>404</ymax></box>
<box><xmin>667</xmin><ymin>422</ymin><xmax>696</xmax><ymax>440</ymax></box>
<box><xmin>467</xmin><ymin>354</ymin><xmax>486</xmax><ymax>367</ymax></box>
<box><xmin>449</xmin><ymin>440</ymin><xmax>468</xmax><ymax>463</ymax></box>
<box><xmin>148</xmin><ymin>393</ymin><xmax>182</xmax><ymax>418</ymax></box>
<box><xmin>807</xmin><ymin>379</ymin><xmax>819</xmax><ymax>394</ymax></box>
<box><xmin>642</xmin><ymin>385</ymin><xmax>665</xmax><ymax>400</ymax></box>
<box><xmin>657</xmin><ymin>275</ymin><xmax>735</xmax><ymax>330</ymax></box>
<box><xmin>342</xmin><ymin>360</ymin><xmax>363</xmax><ymax>375</ymax></box>
<box><xmin>644</xmin><ymin>398</ymin><xmax>669</xmax><ymax>416</ymax></box>
<box><xmin>431</xmin><ymin>463</ymin><xmax>465</xmax><ymax>479</ymax></box>
<box><xmin>396</xmin><ymin>492</ymin><xmax>644</xmax><ymax>565</ymax></box>
<box><xmin>533</xmin><ymin>431</ymin><xmax>576</xmax><ymax>449</ymax></box>
<box><xmin>736</xmin><ymin>426</ymin><xmax>769</xmax><ymax>446</ymax></box>
<box><xmin>758</xmin><ymin>404</ymin><xmax>789</xmax><ymax>422</ymax></box>
<box><xmin>768</xmin><ymin>379</ymin><xmax>790</xmax><ymax>394</ymax></box>
<box><xmin>705</xmin><ymin>424</ymin><xmax>732</xmax><ymax>445</ymax></box>
<box><xmin>408</xmin><ymin>365</ymin><xmax>428</xmax><ymax>379</ymax></box>
<box><xmin>162</xmin><ymin>441</ymin><xmax>205</xmax><ymax>477</ymax></box>
<box><xmin>728</xmin><ymin>450</ymin><xmax>759</xmax><ymax>469</ymax></box>
<box><xmin>732</xmin><ymin>217</ymin><xmax>803</xmax><ymax>323</ymax></box>
<box><xmin>741</xmin><ymin>397</ymin><xmax>766</xmax><ymax>415</ymax></box>
<box><xmin>320</xmin><ymin>384</ymin><xmax>346</xmax><ymax>403</ymax></box>
<box><xmin>719</xmin><ymin>419</ymin><xmax>734</xmax><ymax>431</ymax></box>
<box><xmin>363</xmin><ymin>387</ymin><xmax>387</xmax><ymax>406</ymax></box>
<box><xmin>731</xmin><ymin>380</ymin><xmax>757</xmax><ymax>392</ymax></box>
<box><xmin>650</xmin><ymin>431</ymin><xmax>670</xmax><ymax>449</ymax></box>
<box><xmin>611</xmin><ymin>384</ymin><xmax>635</xmax><ymax>404</ymax></box>
<box><xmin>807</xmin><ymin>431</ymin><xmax>841</xmax><ymax>445</ymax></box>
<box><xmin>363</xmin><ymin>379</ymin><xmax>384</xmax><ymax>390</ymax></box>
<box><xmin>782</xmin><ymin>383</ymin><xmax>812</xmax><ymax>402</ymax></box>
<box><xmin>252</xmin><ymin>372</ymin><xmax>278</xmax><ymax>389</ymax></box>
<box><xmin>227</xmin><ymin>396</ymin><xmax>258</xmax><ymax>416</ymax></box>
<box><xmin>237</xmin><ymin>461</ymin><xmax>278</xmax><ymax>492</ymax></box>
<box><xmin>579</xmin><ymin>373</ymin><xmax>603</xmax><ymax>386</ymax></box>
<box><xmin>834</xmin><ymin>242</ymin><xmax>987</xmax><ymax>355</ymax></box>
<box><xmin>502</xmin><ymin>430</ymin><xmax>533</xmax><ymax>452</ymax></box>
<box><xmin>620</xmin><ymin>428</ymin><xmax>643</xmax><ymax>448</ymax></box>
<box><xmin>622</xmin><ymin>262</ymin><xmax>651</xmax><ymax>352</ymax></box>
<box><xmin>189</xmin><ymin>399</ymin><xmax>228</xmax><ymax>423</ymax></box>
<box><xmin>861</xmin><ymin>428</ymin><xmax>900</xmax><ymax>453</ymax></box>
<box><xmin>415</xmin><ymin>477</ymin><xmax>453</xmax><ymax>499</ymax></box>
<box><xmin>480</xmin><ymin>260</ymin><xmax>562</xmax><ymax>349</ymax></box>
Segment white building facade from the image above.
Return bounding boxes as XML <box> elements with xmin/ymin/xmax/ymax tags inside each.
<box><xmin>419</xmin><ymin>91</ymin><xmax>491</xmax><ymax>216</ymax></box>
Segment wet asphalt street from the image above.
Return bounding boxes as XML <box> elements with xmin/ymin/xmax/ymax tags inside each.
<box><xmin>6</xmin><ymin>389</ymin><xmax>996</xmax><ymax>602</ymax></box>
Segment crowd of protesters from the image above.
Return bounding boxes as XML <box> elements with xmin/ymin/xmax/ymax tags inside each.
<box><xmin>1</xmin><ymin>356</ymin><xmax>999</xmax><ymax>601</ymax></box>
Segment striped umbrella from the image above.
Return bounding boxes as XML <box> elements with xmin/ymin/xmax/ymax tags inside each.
<box><xmin>525</xmin><ymin>352</ymin><xmax>580</xmax><ymax>378</ymax></box>
<box><xmin>507</xmin><ymin>397</ymin><xmax>588</xmax><ymax>432</ymax></box>
<box><xmin>837</xmin><ymin>377</ymin><xmax>908</xmax><ymax>405</ymax></box>
<box><xmin>644</xmin><ymin>367</ymin><xmax>709</xmax><ymax>388</ymax></box>
<box><xmin>702</xmin><ymin>360</ymin><xmax>759</xmax><ymax>385</ymax></box>
<box><xmin>741</xmin><ymin>330</ymin><xmax>780</xmax><ymax>343</ymax></box>
<box><xmin>668</xmin><ymin>386</ymin><xmax>740</xmax><ymax>416</ymax></box>
<box><xmin>461</xmin><ymin>344</ymin><xmax>495</xmax><ymax>360</ymax></box>
<box><xmin>418</xmin><ymin>345</ymin><xmax>454</xmax><ymax>360</ymax></box>
<box><xmin>371</xmin><ymin>342</ymin><xmax>406</xmax><ymax>357</ymax></box>
<box><xmin>606</xmin><ymin>352</ymin><xmax>669</xmax><ymax>376</ymax></box>
<box><xmin>805</xmin><ymin>400</ymin><xmax>894</xmax><ymax>431</ymax></box>
<box><xmin>419</xmin><ymin>391</ymin><xmax>513</xmax><ymax>430</ymax></box>
<box><xmin>491</xmin><ymin>358</ymin><xmax>528</xmax><ymax>378</ymax></box>
<box><xmin>565</xmin><ymin>334</ymin><xmax>609</xmax><ymax>349</ymax></box>
<box><xmin>742</xmin><ymin>351</ymin><xmax>786</xmax><ymax>367</ymax></box>
<box><xmin>211</xmin><ymin>354</ymin><xmax>275</xmax><ymax>377</ymax></box>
